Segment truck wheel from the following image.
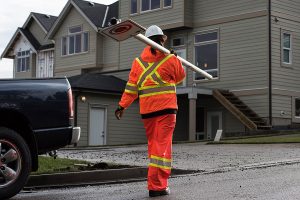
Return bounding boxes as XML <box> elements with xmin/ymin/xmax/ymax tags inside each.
<box><xmin>0</xmin><ymin>127</ymin><xmax>32</xmax><ymax>199</ymax></box>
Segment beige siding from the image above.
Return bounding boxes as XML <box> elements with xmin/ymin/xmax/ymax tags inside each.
<box><xmin>193</xmin><ymin>0</ymin><xmax>268</xmax><ymax>23</ymax></box>
<box><xmin>272</xmin><ymin>94</ymin><xmax>292</xmax><ymax>119</ymax></box>
<box><xmin>14</xmin><ymin>53</ymin><xmax>36</xmax><ymax>78</ymax></box>
<box><xmin>76</xmin><ymin>93</ymin><xmax>145</xmax><ymax>146</ymax></box>
<box><xmin>28</xmin><ymin>20</ymin><xmax>46</xmax><ymax>45</ymax></box>
<box><xmin>239</xmin><ymin>94</ymin><xmax>269</xmax><ymax>118</ymax></box>
<box><xmin>119</xmin><ymin>37</ymin><xmax>144</xmax><ymax>70</ymax></box>
<box><xmin>53</xmin><ymin>7</ymin><xmax>97</xmax><ymax>75</ymax></box>
<box><xmin>120</xmin><ymin>0</ymin><xmax>186</xmax><ymax>29</ymax></box>
<box><xmin>272</xmin><ymin>0</ymin><xmax>300</xmax><ymax>20</ymax></box>
<box><xmin>190</xmin><ymin>16</ymin><xmax>269</xmax><ymax>90</ymax></box>
<box><xmin>271</xmin><ymin>0</ymin><xmax>300</xmax><ymax>125</ymax></box>
<box><xmin>102</xmin><ymin>36</ymin><xmax>120</xmax><ymax>70</ymax></box>
<box><xmin>271</xmin><ymin>19</ymin><xmax>300</xmax><ymax>91</ymax></box>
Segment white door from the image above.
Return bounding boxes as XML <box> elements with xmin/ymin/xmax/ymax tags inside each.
<box><xmin>175</xmin><ymin>49</ymin><xmax>187</xmax><ymax>87</ymax></box>
<box><xmin>89</xmin><ymin>107</ymin><xmax>106</xmax><ymax>145</ymax></box>
<box><xmin>207</xmin><ymin>111</ymin><xmax>222</xmax><ymax>140</ymax></box>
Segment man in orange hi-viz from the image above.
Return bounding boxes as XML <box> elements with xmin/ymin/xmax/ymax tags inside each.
<box><xmin>115</xmin><ymin>25</ymin><xmax>186</xmax><ymax>198</ymax></box>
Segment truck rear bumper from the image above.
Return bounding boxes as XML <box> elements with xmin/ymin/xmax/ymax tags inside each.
<box><xmin>71</xmin><ymin>127</ymin><xmax>81</xmax><ymax>144</ymax></box>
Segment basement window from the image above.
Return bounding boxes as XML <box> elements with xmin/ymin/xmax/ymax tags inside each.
<box><xmin>295</xmin><ymin>98</ymin><xmax>300</xmax><ymax>118</ymax></box>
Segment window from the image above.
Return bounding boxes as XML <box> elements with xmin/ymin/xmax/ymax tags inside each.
<box><xmin>141</xmin><ymin>0</ymin><xmax>160</xmax><ymax>11</ymax></box>
<box><xmin>132</xmin><ymin>0</ymin><xmax>172</xmax><ymax>14</ymax></box>
<box><xmin>61</xmin><ymin>25</ymin><xmax>89</xmax><ymax>56</ymax></box>
<box><xmin>164</xmin><ymin>0</ymin><xmax>172</xmax><ymax>7</ymax></box>
<box><xmin>172</xmin><ymin>37</ymin><xmax>184</xmax><ymax>47</ymax></box>
<box><xmin>295</xmin><ymin>98</ymin><xmax>300</xmax><ymax>118</ymax></box>
<box><xmin>16</xmin><ymin>50</ymin><xmax>30</xmax><ymax>72</ymax></box>
<box><xmin>282</xmin><ymin>32</ymin><xmax>292</xmax><ymax>65</ymax></box>
<box><xmin>131</xmin><ymin>0</ymin><xmax>138</xmax><ymax>14</ymax></box>
<box><xmin>194</xmin><ymin>31</ymin><xmax>219</xmax><ymax>80</ymax></box>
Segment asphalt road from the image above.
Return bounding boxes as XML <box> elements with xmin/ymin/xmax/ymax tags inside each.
<box><xmin>13</xmin><ymin>163</ymin><xmax>300</xmax><ymax>200</ymax></box>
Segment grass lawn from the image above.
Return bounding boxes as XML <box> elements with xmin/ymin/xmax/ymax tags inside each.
<box><xmin>31</xmin><ymin>156</ymin><xmax>134</xmax><ymax>175</ymax></box>
<box><xmin>209</xmin><ymin>133</ymin><xmax>300</xmax><ymax>144</ymax></box>
<box><xmin>31</xmin><ymin>156</ymin><xmax>90</xmax><ymax>175</ymax></box>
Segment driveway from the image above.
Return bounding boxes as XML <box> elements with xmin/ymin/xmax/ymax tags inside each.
<box><xmin>58</xmin><ymin>143</ymin><xmax>300</xmax><ymax>171</ymax></box>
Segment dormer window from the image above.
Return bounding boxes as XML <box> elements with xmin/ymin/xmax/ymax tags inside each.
<box><xmin>61</xmin><ymin>25</ymin><xmax>89</xmax><ymax>56</ymax></box>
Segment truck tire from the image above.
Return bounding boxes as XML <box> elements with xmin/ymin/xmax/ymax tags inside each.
<box><xmin>0</xmin><ymin>127</ymin><xmax>32</xmax><ymax>200</ymax></box>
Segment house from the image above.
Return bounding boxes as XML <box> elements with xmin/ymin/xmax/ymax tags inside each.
<box><xmin>1</xmin><ymin>0</ymin><xmax>299</xmax><ymax>146</ymax></box>
<box><xmin>1</xmin><ymin>12</ymin><xmax>57</xmax><ymax>78</ymax></box>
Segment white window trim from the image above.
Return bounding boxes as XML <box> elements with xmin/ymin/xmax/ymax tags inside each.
<box><xmin>140</xmin><ymin>0</ymin><xmax>161</xmax><ymax>13</ymax></box>
<box><xmin>281</xmin><ymin>29</ymin><xmax>293</xmax><ymax>67</ymax></box>
<box><xmin>61</xmin><ymin>29</ymin><xmax>89</xmax><ymax>57</ymax></box>
<box><xmin>193</xmin><ymin>29</ymin><xmax>220</xmax><ymax>82</ymax></box>
<box><xmin>131</xmin><ymin>0</ymin><xmax>172</xmax><ymax>15</ymax></box>
<box><xmin>16</xmin><ymin>50</ymin><xmax>30</xmax><ymax>72</ymax></box>
<box><xmin>292</xmin><ymin>97</ymin><xmax>300</xmax><ymax>123</ymax></box>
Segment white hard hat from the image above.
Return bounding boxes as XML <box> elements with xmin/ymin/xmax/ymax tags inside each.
<box><xmin>145</xmin><ymin>25</ymin><xmax>167</xmax><ymax>40</ymax></box>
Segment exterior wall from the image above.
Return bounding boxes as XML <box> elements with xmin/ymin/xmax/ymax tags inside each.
<box><xmin>271</xmin><ymin>0</ymin><xmax>300</xmax><ymax>126</ymax></box>
<box><xmin>28</xmin><ymin>20</ymin><xmax>46</xmax><ymax>45</ymax></box>
<box><xmin>101</xmin><ymin>36</ymin><xmax>120</xmax><ymax>71</ymax></box>
<box><xmin>53</xmin><ymin>7</ymin><xmax>97</xmax><ymax>76</ymax></box>
<box><xmin>193</xmin><ymin>0</ymin><xmax>268</xmax><ymax>24</ymax></box>
<box><xmin>13</xmin><ymin>35</ymin><xmax>36</xmax><ymax>78</ymax></box>
<box><xmin>187</xmin><ymin>0</ymin><xmax>269</xmax><ymax>119</ymax></box>
<box><xmin>197</xmin><ymin>95</ymin><xmax>245</xmax><ymax>137</ymax></box>
<box><xmin>174</xmin><ymin>94</ymin><xmax>189</xmax><ymax>141</ymax></box>
<box><xmin>76</xmin><ymin>92</ymin><xmax>145</xmax><ymax>146</ymax></box>
<box><xmin>120</xmin><ymin>0</ymin><xmax>188</xmax><ymax>29</ymax></box>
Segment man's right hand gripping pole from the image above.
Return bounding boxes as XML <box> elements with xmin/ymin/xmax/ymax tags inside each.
<box><xmin>115</xmin><ymin>105</ymin><xmax>124</xmax><ymax>120</ymax></box>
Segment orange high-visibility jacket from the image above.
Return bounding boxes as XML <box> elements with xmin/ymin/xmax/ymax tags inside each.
<box><xmin>119</xmin><ymin>46</ymin><xmax>186</xmax><ymax>114</ymax></box>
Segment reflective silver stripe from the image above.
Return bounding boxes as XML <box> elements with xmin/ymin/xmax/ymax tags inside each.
<box><xmin>150</xmin><ymin>158</ymin><xmax>172</xmax><ymax>168</ymax></box>
<box><xmin>137</xmin><ymin>60</ymin><xmax>161</xmax><ymax>88</ymax></box>
<box><xmin>125</xmin><ymin>84</ymin><xmax>138</xmax><ymax>92</ymax></box>
<box><xmin>137</xmin><ymin>57</ymin><xmax>148</xmax><ymax>69</ymax></box>
<box><xmin>139</xmin><ymin>85</ymin><xmax>175</xmax><ymax>95</ymax></box>
<box><xmin>151</xmin><ymin>73</ymin><xmax>165</xmax><ymax>85</ymax></box>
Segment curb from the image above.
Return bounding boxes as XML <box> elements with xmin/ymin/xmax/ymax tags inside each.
<box><xmin>25</xmin><ymin>159</ymin><xmax>300</xmax><ymax>189</ymax></box>
<box><xmin>25</xmin><ymin>167</ymin><xmax>197</xmax><ymax>189</ymax></box>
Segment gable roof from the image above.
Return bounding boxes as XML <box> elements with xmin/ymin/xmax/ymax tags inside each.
<box><xmin>68</xmin><ymin>73</ymin><xmax>126</xmax><ymax>94</ymax></box>
<box><xmin>22</xmin><ymin>12</ymin><xmax>58</xmax><ymax>34</ymax></box>
<box><xmin>31</xmin><ymin>12</ymin><xmax>58</xmax><ymax>32</ymax></box>
<box><xmin>1</xmin><ymin>27</ymin><xmax>55</xmax><ymax>59</ymax></box>
<box><xmin>47</xmin><ymin>0</ymin><xmax>119</xmax><ymax>40</ymax></box>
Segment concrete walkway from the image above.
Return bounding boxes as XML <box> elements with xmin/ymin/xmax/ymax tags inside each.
<box><xmin>58</xmin><ymin>143</ymin><xmax>300</xmax><ymax>171</ymax></box>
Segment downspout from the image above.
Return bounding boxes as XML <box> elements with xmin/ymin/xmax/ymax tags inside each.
<box><xmin>268</xmin><ymin>0</ymin><xmax>272</xmax><ymax>126</ymax></box>
<box><xmin>74</xmin><ymin>92</ymin><xmax>79</xmax><ymax>127</ymax></box>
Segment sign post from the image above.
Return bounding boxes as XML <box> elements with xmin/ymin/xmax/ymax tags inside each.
<box><xmin>102</xmin><ymin>19</ymin><xmax>213</xmax><ymax>80</ymax></box>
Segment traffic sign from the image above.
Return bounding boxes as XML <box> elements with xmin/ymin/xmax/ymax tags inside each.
<box><xmin>102</xmin><ymin>20</ymin><xmax>145</xmax><ymax>42</ymax></box>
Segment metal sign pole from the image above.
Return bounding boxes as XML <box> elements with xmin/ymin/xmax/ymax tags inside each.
<box><xmin>134</xmin><ymin>33</ymin><xmax>213</xmax><ymax>80</ymax></box>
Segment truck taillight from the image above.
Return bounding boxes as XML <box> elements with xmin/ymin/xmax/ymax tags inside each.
<box><xmin>68</xmin><ymin>88</ymin><xmax>74</xmax><ymax>118</ymax></box>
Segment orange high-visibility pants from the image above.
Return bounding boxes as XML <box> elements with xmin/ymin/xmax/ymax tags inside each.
<box><xmin>142</xmin><ymin>114</ymin><xmax>176</xmax><ymax>191</ymax></box>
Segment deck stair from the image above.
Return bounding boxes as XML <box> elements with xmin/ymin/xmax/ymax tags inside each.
<box><xmin>212</xmin><ymin>89</ymin><xmax>271</xmax><ymax>130</ymax></box>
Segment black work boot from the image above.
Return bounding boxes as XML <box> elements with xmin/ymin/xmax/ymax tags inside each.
<box><xmin>149</xmin><ymin>187</ymin><xmax>170</xmax><ymax>197</ymax></box>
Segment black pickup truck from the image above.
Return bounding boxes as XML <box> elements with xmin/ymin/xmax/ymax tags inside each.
<box><xmin>0</xmin><ymin>77</ymin><xmax>80</xmax><ymax>199</ymax></box>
